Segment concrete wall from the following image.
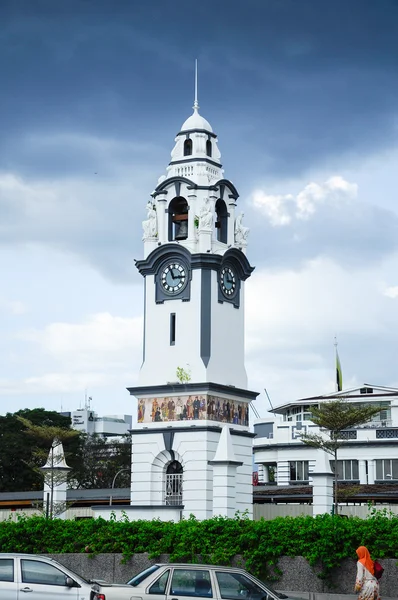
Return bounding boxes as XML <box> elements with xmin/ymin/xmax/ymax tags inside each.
<box><xmin>47</xmin><ymin>553</ymin><xmax>397</xmax><ymax>597</ymax></box>
<box><xmin>253</xmin><ymin>503</ymin><xmax>398</xmax><ymax>520</ymax></box>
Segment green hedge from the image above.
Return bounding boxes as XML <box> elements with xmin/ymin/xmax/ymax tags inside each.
<box><xmin>1</xmin><ymin>512</ymin><xmax>398</xmax><ymax>580</ymax></box>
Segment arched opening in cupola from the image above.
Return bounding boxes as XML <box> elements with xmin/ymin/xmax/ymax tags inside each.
<box><xmin>169</xmin><ymin>196</ymin><xmax>189</xmax><ymax>241</ymax></box>
<box><xmin>184</xmin><ymin>138</ymin><xmax>193</xmax><ymax>156</ymax></box>
<box><xmin>206</xmin><ymin>139</ymin><xmax>212</xmax><ymax>157</ymax></box>
<box><xmin>165</xmin><ymin>460</ymin><xmax>183</xmax><ymax>505</ymax></box>
<box><xmin>215</xmin><ymin>199</ymin><xmax>228</xmax><ymax>243</ymax></box>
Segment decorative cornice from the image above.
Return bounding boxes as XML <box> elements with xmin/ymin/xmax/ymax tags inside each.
<box><xmin>135</xmin><ymin>248</ymin><xmax>255</xmax><ymax>280</ymax></box>
<box><xmin>128</xmin><ymin>424</ymin><xmax>257</xmax><ymax>439</ymax></box>
<box><xmin>127</xmin><ymin>381</ymin><xmax>259</xmax><ymax>401</ymax></box>
<box><xmin>214</xmin><ymin>179</ymin><xmax>239</xmax><ymax>200</ymax></box>
<box><xmin>169</xmin><ymin>157</ymin><xmax>222</xmax><ymax>169</ymax></box>
<box><xmin>93</xmin><ymin>504</ymin><xmax>184</xmax><ymax>510</ymax></box>
<box><xmin>208</xmin><ymin>459</ymin><xmax>244</xmax><ymax>466</ymax></box>
<box><xmin>176</xmin><ymin>128</ymin><xmax>218</xmax><ymax>139</ymax></box>
<box><xmin>154</xmin><ymin>176</ymin><xmax>196</xmax><ymax>196</ymax></box>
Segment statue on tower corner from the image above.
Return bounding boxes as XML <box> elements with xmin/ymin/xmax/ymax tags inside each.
<box><xmin>142</xmin><ymin>201</ymin><xmax>158</xmax><ymax>239</ymax></box>
<box><xmin>199</xmin><ymin>197</ymin><xmax>213</xmax><ymax>230</ymax></box>
<box><xmin>234</xmin><ymin>212</ymin><xmax>250</xmax><ymax>245</ymax></box>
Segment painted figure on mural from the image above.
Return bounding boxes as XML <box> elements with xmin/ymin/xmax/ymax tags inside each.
<box><xmin>193</xmin><ymin>396</ymin><xmax>200</xmax><ymax>419</ymax></box>
<box><xmin>151</xmin><ymin>399</ymin><xmax>159</xmax><ymax>422</ymax></box>
<box><xmin>138</xmin><ymin>399</ymin><xmax>145</xmax><ymax>423</ymax></box>
<box><xmin>200</xmin><ymin>395</ymin><xmax>206</xmax><ymax>419</ymax></box>
<box><xmin>186</xmin><ymin>396</ymin><xmax>193</xmax><ymax>419</ymax></box>
<box><xmin>167</xmin><ymin>398</ymin><xmax>176</xmax><ymax>420</ymax></box>
<box><xmin>161</xmin><ymin>400</ymin><xmax>168</xmax><ymax>421</ymax></box>
<box><xmin>176</xmin><ymin>397</ymin><xmax>183</xmax><ymax>420</ymax></box>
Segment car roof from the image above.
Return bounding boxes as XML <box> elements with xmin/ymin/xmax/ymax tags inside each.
<box><xmin>0</xmin><ymin>554</ymin><xmax>48</xmax><ymax>558</ymax></box>
<box><xmin>154</xmin><ymin>564</ymin><xmax>248</xmax><ymax>572</ymax></box>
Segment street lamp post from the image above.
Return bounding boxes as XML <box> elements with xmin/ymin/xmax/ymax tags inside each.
<box><xmin>109</xmin><ymin>468</ymin><xmax>130</xmax><ymax>506</ymax></box>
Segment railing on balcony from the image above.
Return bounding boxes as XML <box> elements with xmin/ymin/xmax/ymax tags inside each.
<box><xmin>339</xmin><ymin>430</ymin><xmax>357</xmax><ymax>440</ymax></box>
<box><xmin>165</xmin><ymin>473</ymin><xmax>183</xmax><ymax>505</ymax></box>
<box><xmin>376</xmin><ymin>429</ymin><xmax>398</xmax><ymax>439</ymax></box>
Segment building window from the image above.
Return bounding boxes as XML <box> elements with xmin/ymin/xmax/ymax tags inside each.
<box><xmin>330</xmin><ymin>460</ymin><xmax>359</xmax><ymax>480</ymax></box>
<box><xmin>376</xmin><ymin>459</ymin><xmax>398</xmax><ymax>480</ymax></box>
<box><xmin>215</xmin><ymin>199</ymin><xmax>228</xmax><ymax>243</ymax></box>
<box><xmin>170</xmin><ymin>313</ymin><xmax>176</xmax><ymax>345</ymax></box>
<box><xmin>165</xmin><ymin>460</ymin><xmax>183</xmax><ymax>505</ymax></box>
<box><xmin>184</xmin><ymin>138</ymin><xmax>192</xmax><ymax>156</ymax></box>
<box><xmin>168</xmin><ymin>197</ymin><xmax>189</xmax><ymax>241</ymax></box>
<box><xmin>206</xmin><ymin>139</ymin><xmax>212</xmax><ymax>157</ymax></box>
<box><xmin>284</xmin><ymin>405</ymin><xmax>313</xmax><ymax>422</ymax></box>
<box><xmin>289</xmin><ymin>460</ymin><xmax>309</xmax><ymax>482</ymax></box>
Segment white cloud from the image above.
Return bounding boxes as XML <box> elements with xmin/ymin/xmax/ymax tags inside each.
<box><xmin>244</xmin><ymin>256</ymin><xmax>398</xmax><ymax>408</ymax></box>
<box><xmin>251</xmin><ymin>191</ymin><xmax>293</xmax><ymax>226</ymax></box>
<box><xmin>251</xmin><ymin>176</ymin><xmax>358</xmax><ymax>226</ymax></box>
<box><xmin>8</xmin><ymin>312</ymin><xmax>143</xmax><ymax>395</ymax></box>
<box><xmin>384</xmin><ymin>286</ymin><xmax>398</xmax><ymax>299</ymax></box>
<box><xmin>0</xmin><ymin>297</ymin><xmax>27</xmax><ymax>315</ymax></box>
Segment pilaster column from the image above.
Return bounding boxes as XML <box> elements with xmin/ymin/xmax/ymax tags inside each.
<box><xmin>228</xmin><ymin>199</ymin><xmax>237</xmax><ymax>247</ymax></box>
<box><xmin>368</xmin><ymin>459</ymin><xmax>376</xmax><ymax>484</ymax></box>
<box><xmin>359</xmin><ymin>459</ymin><xmax>367</xmax><ymax>484</ymax></box>
<box><xmin>311</xmin><ymin>450</ymin><xmax>334</xmax><ymax>516</ymax></box>
<box><xmin>187</xmin><ymin>192</ymin><xmax>197</xmax><ymax>243</ymax></box>
<box><xmin>156</xmin><ymin>193</ymin><xmax>168</xmax><ymax>244</ymax></box>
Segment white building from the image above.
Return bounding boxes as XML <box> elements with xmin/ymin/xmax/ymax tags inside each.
<box><xmin>253</xmin><ymin>384</ymin><xmax>398</xmax><ymax>489</ymax></box>
<box><xmin>64</xmin><ymin>407</ymin><xmax>132</xmax><ymax>440</ymax></box>
<box><xmin>94</xmin><ymin>90</ymin><xmax>258</xmax><ymax>522</ymax></box>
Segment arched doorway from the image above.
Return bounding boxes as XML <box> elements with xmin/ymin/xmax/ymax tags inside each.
<box><xmin>165</xmin><ymin>460</ymin><xmax>183</xmax><ymax>505</ymax></box>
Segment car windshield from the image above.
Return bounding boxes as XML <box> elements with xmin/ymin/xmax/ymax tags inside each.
<box><xmin>127</xmin><ymin>565</ymin><xmax>161</xmax><ymax>586</ymax></box>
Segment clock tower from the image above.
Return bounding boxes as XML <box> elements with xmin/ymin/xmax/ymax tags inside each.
<box><xmin>127</xmin><ymin>94</ymin><xmax>258</xmax><ymax>521</ymax></box>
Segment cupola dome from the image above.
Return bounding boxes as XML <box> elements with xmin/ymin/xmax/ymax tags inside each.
<box><xmin>181</xmin><ymin>107</ymin><xmax>213</xmax><ymax>133</ymax></box>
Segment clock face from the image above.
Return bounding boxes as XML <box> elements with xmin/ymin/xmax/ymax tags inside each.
<box><xmin>220</xmin><ymin>266</ymin><xmax>237</xmax><ymax>297</ymax></box>
<box><xmin>161</xmin><ymin>262</ymin><xmax>187</xmax><ymax>294</ymax></box>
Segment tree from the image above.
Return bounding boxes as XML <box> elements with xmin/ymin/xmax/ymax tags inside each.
<box><xmin>300</xmin><ymin>399</ymin><xmax>381</xmax><ymax>514</ymax></box>
<box><xmin>17</xmin><ymin>416</ymin><xmax>79</xmax><ymax>518</ymax></box>
<box><xmin>0</xmin><ymin>408</ymin><xmax>75</xmax><ymax>492</ymax></box>
<box><xmin>69</xmin><ymin>433</ymin><xmax>131</xmax><ymax>489</ymax></box>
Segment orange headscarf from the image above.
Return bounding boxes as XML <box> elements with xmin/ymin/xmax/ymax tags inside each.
<box><xmin>356</xmin><ymin>546</ymin><xmax>374</xmax><ymax>575</ymax></box>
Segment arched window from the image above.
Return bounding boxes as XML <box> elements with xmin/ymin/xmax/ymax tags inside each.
<box><xmin>184</xmin><ymin>138</ymin><xmax>192</xmax><ymax>156</ymax></box>
<box><xmin>169</xmin><ymin>197</ymin><xmax>188</xmax><ymax>241</ymax></box>
<box><xmin>215</xmin><ymin>199</ymin><xmax>228</xmax><ymax>243</ymax></box>
<box><xmin>165</xmin><ymin>460</ymin><xmax>183</xmax><ymax>505</ymax></box>
<box><xmin>206</xmin><ymin>139</ymin><xmax>212</xmax><ymax>157</ymax></box>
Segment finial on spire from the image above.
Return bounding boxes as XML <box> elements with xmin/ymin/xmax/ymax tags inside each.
<box><xmin>193</xmin><ymin>58</ymin><xmax>199</xmax><ymax>112</ymax></box>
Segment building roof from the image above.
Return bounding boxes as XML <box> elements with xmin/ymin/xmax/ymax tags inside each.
<box><xmin>253</xmin><ymin>483</ymin><xmax>398</xmax><ymax>504</ymax></box>
<box><xmin>271</xmin><ymin>384</ymin><xmax>398</xmax><ymax>414</ymax></box>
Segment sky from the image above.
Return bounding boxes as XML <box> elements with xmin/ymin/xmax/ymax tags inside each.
<box><xmin>1</xmin><ymin>0</ymin><xmax>398</xmax><ymax>421</ymax></box>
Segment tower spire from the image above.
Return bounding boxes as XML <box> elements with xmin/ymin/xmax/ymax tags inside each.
<box><xmin>193</xmin><ymin>58</ymin><xmax>199</xmax><ymax>112</ymax></box>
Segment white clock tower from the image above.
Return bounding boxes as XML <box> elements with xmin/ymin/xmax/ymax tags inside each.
<box><xmin>126</xmin><ymin>90</ymin><xmax>258</xmax><ymax>521</ymax></box>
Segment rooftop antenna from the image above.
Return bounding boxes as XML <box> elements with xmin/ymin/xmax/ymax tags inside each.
<box><xmin>264</xmin><ymin>388</ymin><xmax>276</xmax><ymax>417</ymax></box>
<box><xmin>249</xmin><ymin>401</ymin><xmax>260</xmax><ymax>419</ymax></box>
<box><xmin>193</xmin><ymin>58</ymin><xmax>199</xmax><ymax>111</ymax></box>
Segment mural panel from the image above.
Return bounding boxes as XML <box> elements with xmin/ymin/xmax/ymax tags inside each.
<box><xmin>137</xmin><ymin>394</ymin><xmax>249</xmax><ymax>426</ymax></box>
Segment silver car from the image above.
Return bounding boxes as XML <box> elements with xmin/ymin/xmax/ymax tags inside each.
<box><xmin>0</xmin><ymin>553</ymin><xmax>101</xmax><ymax>599</ymax></box>
<box><xmin>95</xmin><ymin>563</ymin><xmax>302</xmax><ymax>600</ymax></box>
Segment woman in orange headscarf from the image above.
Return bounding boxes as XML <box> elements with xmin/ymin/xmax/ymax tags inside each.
<box><xmin>355</xmin><ymin>546</ymin><xmax>380</xmax><ymax>600</ymax></box>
